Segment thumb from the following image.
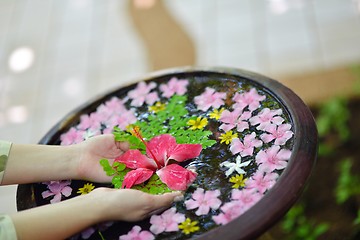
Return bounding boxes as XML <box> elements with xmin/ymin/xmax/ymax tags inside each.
<box><xmin>147</xmin><ymin>191</ymin><xmax>183</xmax><ymax>216</ymax></box>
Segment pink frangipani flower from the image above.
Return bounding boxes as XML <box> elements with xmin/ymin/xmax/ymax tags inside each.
<box><xmin>246</xmin><ymin>171</ymin><xmax>279</xmax><ymax>194</ymax></box>
<box><xmin>219</xmin><ymin>109</ymin><xmax>241</xmax><ymax>132</ymax></box>
<box><xmin>115</xmin><ymin>134</ymin><xmax>201</xmax><ymax>191</ymax></box>
<box><xmin>255</xmin><ymin>145</ymin><xmax>292</xmax><ymax>173</ymax></box>
<box><xmin>249</xmin><ymin>108</ymin><xmax>284</xmax><ymax>130</ymax></box>
<box><xmin>127</xmin><ymin>81</ymin><xmax>159</xmax><ymax>107</ymax></box>
<box><xmin>260</xmin><ymin>123</ymin><xmax>294</xmax><ymax>146</ymax></box>
<box><xmin>219</xmin><ymin>110</ymin><xmax>251</xmax><ymax>132</ymax></box>
<box><xmin>42</xmin><ymin>180</ymin><xmax>72</xmax><ymax>204</ymax></box>
<box><xmin>60</xmin><ymin>128</ymin><xmax>84</xmax><ymax>145</ymax></box>
<box><xmin>194</xmin><ymin>87</ymin><xmax>226</xmax><ymax>111</ymax></box>
<box><xmin>149</xmin><ymin>207</ymin><xmax>185</xmax><ymax>234</ymax></box>
<box><xmin>119</xmin><ymin>226</ymin><xmax>154</xmax><ymax>240</ymax></box>
<box><xmin>160</xmin><ymin>77</ymin><xmax>189</xmax><ymax>98</ymax></box>
<box><xmin>212</xmin><ymin>201</ymin><xmax>244</xmax><ymax>225</ymax></box>
<box><xmin>231</xmin><ymin>188</ymin><xmax>262</xmax><ymax>212</ymax></box>
<box><xmin>105</xmin><ymin>109</ymin><xmax>137</xmax><ymax>131</ymax></box>
<box><xmin>230</xmin><ymin>132</ymin><xmax>263</xmax><ymax>157</ymax></box>
<box><xmin>232</xmin><ymin>88</ymin><xmax>266</xmax><ymax>112</ymax></box>
<box><xmin>185</xmin><ymin>188</ymin><xmax>222</xmax><ymax>216</ymax></box>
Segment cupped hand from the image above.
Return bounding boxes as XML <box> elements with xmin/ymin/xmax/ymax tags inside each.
<box><xmin>73</xmin><ymin>134</ymin><xmax>129</xmax><ymax>182</ymax></box>
<box><xmin>89</xmin><ymin>188</ymin><xmax>183</xmax><ymax>222</ymax></box>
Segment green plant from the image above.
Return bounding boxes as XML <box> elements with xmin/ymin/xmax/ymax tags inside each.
<box><xmin>281</xmin><ymin>204</ymin><xmax>329</xmax><ymax>240</ymax></box>
<box><xmin>316</xmin><ymin>97</ymin><xmax>350</xmax><ymax>156</ymax></box>
<box><xmin>335</xmin><ymin>158</ymin><xmax>360</xmax><ymax>204</ymax></box>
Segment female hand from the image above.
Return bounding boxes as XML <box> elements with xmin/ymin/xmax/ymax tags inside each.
<box><xmin>73</xmin><ymin>134</ymin><xmax>129</xmax><ymax>182</ymax></box>
<box><xmin>89</xmin><ymin>188</ymin><xmax>183</xmax><ymax>222</ymax></box>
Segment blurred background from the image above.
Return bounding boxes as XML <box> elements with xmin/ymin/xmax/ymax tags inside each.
<box><xmin>1</xmin><ymin>0</ymin><xmax>360</xmax><ymax>237</ymax></box>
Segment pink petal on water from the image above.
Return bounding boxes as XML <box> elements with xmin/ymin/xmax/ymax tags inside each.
<box><xmin>157</xmin><ymin>164</ymin><xmax>197</xmax><ymax>191</ymax></box>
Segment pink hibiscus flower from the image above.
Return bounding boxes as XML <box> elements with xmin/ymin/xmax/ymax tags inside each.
<box><xmin>260</xmin><ymin>123</ymin><xmax>294</xmax><ymax>146</ymax></box>
<box><xmin>232</xmin><ymin>88</ymin><xmax>266</xmax><ymax>112</ymax></box>
<box><xmin>194</xmin><ymin>87</ymin><xmax>226</xmax><ymax>111</ymax></box>
<box><xmin>249</xmin><ymin>108</ymin><xmax>284</xmax><ymax>131</ymax></box>
<box><xmin>230</xmin><ymin>132</ymin><xmax>263</xmax><ymax>157</ymax></box>
<box><xmin>185</xmin><ymin>188</ymin><xmax>222</xmax><ymax>216</ymax></box>
<box><xmin>160</xmin><ymin>77</ymin><xmax>189</xmax><ymax>98</ymax></box>
<box><xmin>42</xmin><ymin>180</ymin><xmax>72</xmax><ymax>204</ymax></box>
<box><xmin>119</xmin><ymin>226</ymin><xmax>154</xmax><ymax>240</ymax></box>
<box><xmin>60</xmin><ymin>127</ymin><xmax>84</xmax><ymax>145</ymax></box>
<box><xmin>115</xmin><ymin>134</ymin><xmax>201</xmax><ymax>191</ymax></box>
<box><xmin>231</xmin><ymin>188</ymin><xmax>262</xmax><ymax>212</ymax></box>
<box><xmin>219</xmin><ymin>110</ymin><xmax>252</xmax><ymax>132</ymax></box>
<box><xmin>212</xmin><ymin>201</ymin><xmax>244</xmax><ymax>225</ymax></box>
<box><xmin>255</xmin><ymin>145</ymin><xmax>292</xmax><ymax>173</ymax></box>
<box><xmin>128</xmin><ymin>81</ymin><xmax>159</xmax><ymax>107</ymax></box>
<box><xmin>149</xmin><ymin>207</ymin><xmax>185</xmax><ymax>234</ymax></box>
<box><xmin>246</xmin><ymin>172</ymin><xmax>279</xmax><ymax>194</ymax></box>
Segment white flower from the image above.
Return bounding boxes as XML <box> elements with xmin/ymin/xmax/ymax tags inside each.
<box><xmin>220</xmin><ymin>156</ymin><xmax>251</xmax><ymax>177</ymax></box>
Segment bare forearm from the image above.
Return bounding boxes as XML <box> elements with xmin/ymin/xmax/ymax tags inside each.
<box><xmin>2</xmin><ymin>144</ymin><xmax>78</xmax><ymax>185</ymax></box>
<box><xmin>10</xmin><ymin>193</ymin><xmax>105</xmax><ymax>240</ymax></box>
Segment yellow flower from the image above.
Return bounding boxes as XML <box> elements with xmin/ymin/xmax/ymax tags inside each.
<box><xmin>229</xmin><ymin>174</ymin><xmax>247</xmax><ymax>188</ymax></box>
<box><xmin>77</xmin><ymin>183</ymin><xmax>95</xmax><ymax>195</ymax></box>
<box><xmin>178</xmin><ymin>218</ymin><xmax>200</xmax><ymax>235</ymax></box>
<box><xmin>187</xmin><ymin>117</ymin><xmax>208</xmax><ymax>130</ymax></box>
<box><xmin>219</xmin><ymin>131</ymin><xmax>238</xmax><ymax>144</ymax></box>
<box><xmin>209</xmin><ymin>108</ymin><xmax>225</xmax><ymax>120</ymax></box>
<box><xmin>148</xmin><ymin>102</ymin><xmax>165</xmax><ymax>113</ymax></box>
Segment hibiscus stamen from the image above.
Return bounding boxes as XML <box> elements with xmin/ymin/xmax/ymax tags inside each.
<box><xmin>130</xmin><ymin>126</ymin><xmax>161</xmax><ymax>168</ymax></box>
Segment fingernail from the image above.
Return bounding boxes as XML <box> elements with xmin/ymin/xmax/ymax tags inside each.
<box><xmin>174</xmin><ymin>194</ymin><xmax>184</xmax><ymax>202</ymax></box>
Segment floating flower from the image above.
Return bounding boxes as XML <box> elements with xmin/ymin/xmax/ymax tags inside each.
<box><xmin>178</xmin><ymin>218</ymin><xmax>200</xmax><ymax>235</ymax></box>
<box><xmin>229</xmin><ymin>174</ymin><xmax>247</xmax><ymax>189</ymax></box>
<box><xmin>219</xmin><ymin>130</ymin><xmax>238</xmax><ymax>145</ymax></box>
<box><xmin>219</xmin><ymin>109</ymin><xmax>241</xmax><ymax>132</ymax></box>
<box><xmin>231</xmin><ymin>188</ymin><xmax>262</xmax><ymax>211</ymax></box>
<box><xmin>246</xmin><ymin>172</ymin><xmax>279</xmax><ymax>194</ymax></box>
<box><xmin>187</xmin><ymin>117</ymin><xmax>208</xmax><ymax>130</ymax></box>
<box><xmin>249</xmin><ymin>108</ymin><xmax>284</xmax><ymax>130</ymax></box>
<box><xmin>78</xmin><ymin>113</ymin><xmax>102</xmax><ymax>131</ymax></box>
<box><xmin>194</xmin><ymin>87</ymin><xmax>226</xmax><ymax>111</ymax></box>
<box><xmin>260</xmin><ymin>123</ymin><xmax>294</xmax><ymax>146</ymax></box>
<box><xmin>220</xmin><ymin>156</ymin><xmax>251</xmax><ymax>177</ymax></box>
<box><xmin>255</xmin><ymin>145</ymin><xmax>292</xmax><ymax>173</ymax></box>
<box><xmin>160</xmin><ymin>77</ymin><xmax>189</xmax><ymax>98</ymax></box>
<box><xmin>232</xmin><ymin>88</ymin><xmax>266</xmax><ymax>112</ymax></box>
<box><xmin>230</xmin><ymin>132</ymin><xmax>263</xmax><ymax>157</ymax></box>
<box><xmin>149</xmin><ymin>102</ymin><xmax>166</xmax><ymax>113</ymax></box>
<box><xmin>212</xmin><ymin>201</ymin><xmax>243</xmax><ymax>225</ymax></box>
<box><xmin>219</xmin><ymin>110</ymin><xmax>252</xmax><ymax>132</ymax></box>
<box><xmin>115</xmin><ymin>133</ymin><xmax>201</xmax><ymax>191</ymax></box>
<box><xmin>77</xmin><ymin>183</ymin><xmax>95</xmax><ymax>195</ymax></box>
<box><xmin>60</xmin><ymin>127</ymin><xmax>84</xmax><ymax>145</ymax></box>
<box><xmin>185</xmin><ymin>188</ymin><xmax>222</xmax><ymax>216</ymax></box>
<box><xmin>42</xmin><ymin>180</ymin><xmax>72</xmax><ymax>204</ymax></box>
<box><xmin>209</xmin><ymin>108</ymin><xmax>225</xmax><ymax>120</ymax></box>
<box><xmin>105</xmin><ymin>109</ymin><xmax>137</xmax><ymax>131</ymax></box>
<box><xmin>149</xmin><ymin>207</ymin><xmax>185</xmax><ymax>234</ymax></box>
<box><xmin>119</xmin><ymin>226</ymin><xmax>154</xmax><ymax>240</ymax></box>
<box><xmin>127</xmin><ymin>81</ymin><xmax>159</xmax><ymax>107</ymax></box>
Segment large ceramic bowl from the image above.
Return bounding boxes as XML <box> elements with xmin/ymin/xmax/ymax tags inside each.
<box><xmin>17</xmin><ymin>67</ymin><xmax>317</xmax><ymax>240</ymax></box>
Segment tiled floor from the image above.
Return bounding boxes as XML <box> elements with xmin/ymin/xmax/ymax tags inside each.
<box><xmin>1</xmin><ymin>0</ymin><xmax>360</xmax><ymax>215</ymax></box>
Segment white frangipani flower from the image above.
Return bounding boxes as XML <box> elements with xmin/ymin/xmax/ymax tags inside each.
<box><xmin>220</xmin><ymin>156</ymin><xmax>251</xmax><ymax>177</ymax></box>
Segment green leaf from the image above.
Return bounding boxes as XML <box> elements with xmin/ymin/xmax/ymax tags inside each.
<box><xmin>116</xmin><ymin>163</ymin><xmax>126</xmax><ymax>172</ymax></box>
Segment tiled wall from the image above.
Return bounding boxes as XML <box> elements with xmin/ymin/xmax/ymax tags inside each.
<box><xmin>1</xmin><ymin>0</ymin><xmax>360</xmax><ymax>214</ymax></box>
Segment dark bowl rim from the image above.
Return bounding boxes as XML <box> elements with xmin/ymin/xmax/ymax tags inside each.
<box><xmin>16</xmin><ymin>66</ymin><xmax>317</xmax><ymax>240</ymax></box>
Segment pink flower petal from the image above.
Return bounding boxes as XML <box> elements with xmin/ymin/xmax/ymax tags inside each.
<box><xmin>122</xmin><ymin>168</ymin><xmax>154</xmax><ymax>189</ymax></box>
<box><xmin>157</xmin><ymin>164</ymin><xmax>197</xmax><ymax>191</ymax></box>
<box><xmin>168</xmin><ymin>143</ymin><xmax>202</xmax><ymax>162</ymax></box>
<box><xmin>115</xmin><ymin>149</ymin><xmax>157</xmax><ymax>170</ymax></box>
<box><xmin>146</xmin><ymin>134</ymin><xmax>177</xmax><ymax>166</ymax></box>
